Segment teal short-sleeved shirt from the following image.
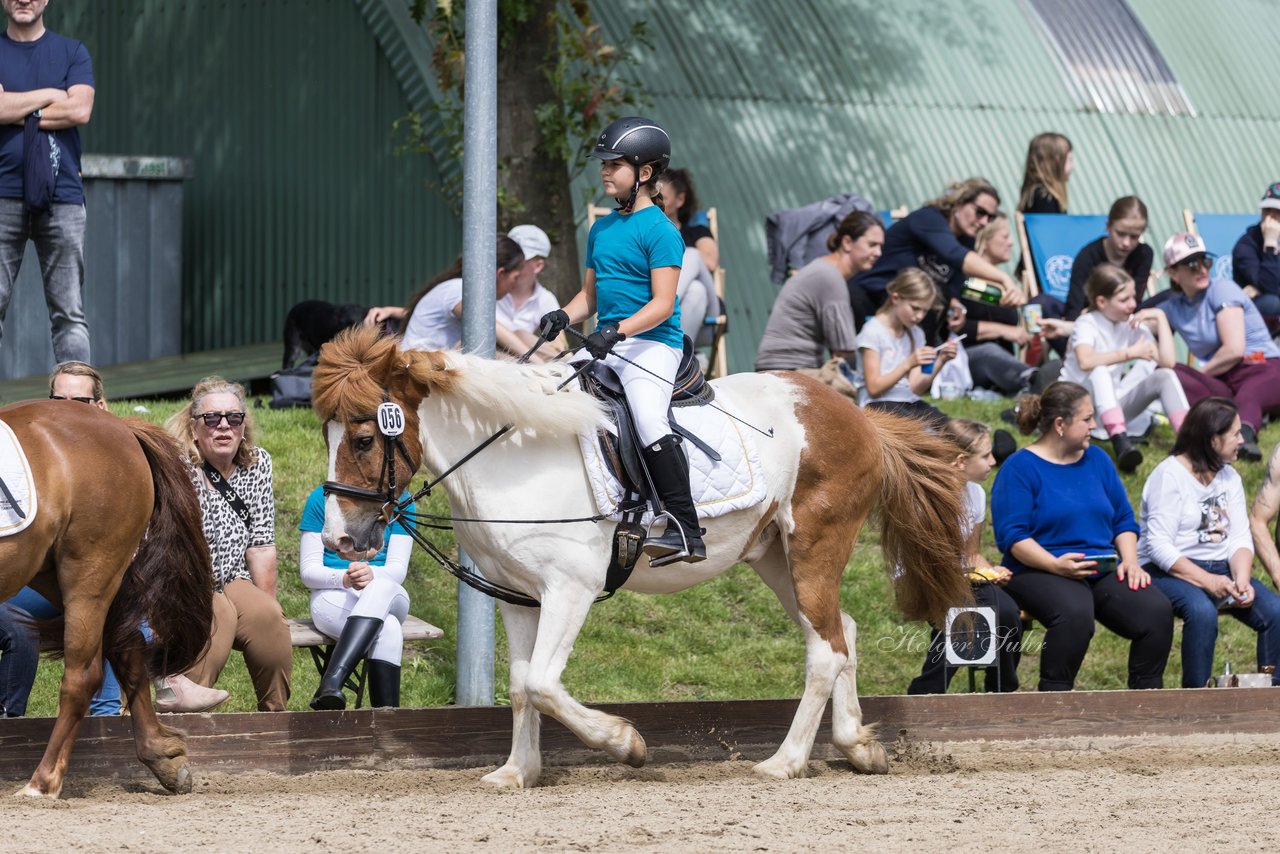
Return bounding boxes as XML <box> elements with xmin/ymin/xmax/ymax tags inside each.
<box><xmin>298</xmin><ymin>485</ymin><xmax>415</xmax><ymax>570</ymax></box>
<box><xmin>586</xmin><ymin>205</ymin><xmax>685</xmax><ymax>347</ymax></box>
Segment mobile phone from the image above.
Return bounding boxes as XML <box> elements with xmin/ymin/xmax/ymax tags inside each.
<box><xmin>1081</xmin><ymin>553</ymin><xmax>1118</xmax><ymax>573</ymax></box>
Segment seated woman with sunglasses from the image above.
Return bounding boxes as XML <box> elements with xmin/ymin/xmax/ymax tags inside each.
<box><xmin>849</xmin><ymin>178</ymin><xmax>1025</xmax><ymax>340</ymax></box>
<box><xmin>1160</xmin><ymin>232</ymin><xmax>1280</xmax><ymax>462</ymax></box>
<box><xmin>160</xmin><ymin>378</ymin><xmax>292</xmax><ymax>711</ymax></box>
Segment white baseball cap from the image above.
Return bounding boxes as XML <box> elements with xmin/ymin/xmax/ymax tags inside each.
<box><xmin>1162</xmin><ymin>231</ymin><xmax>1209</xmax><ymax>268</ymax></box>
<box><xmin>508</xmin><ymin>224</ymin><xmax>551</xmax><ymax>260</ymax></box>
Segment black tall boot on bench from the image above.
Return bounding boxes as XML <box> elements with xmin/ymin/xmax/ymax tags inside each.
<box><xmin>640</xmin><ymin>434</ymin><xmax>706</xmax><ymax>567</ymax></box>
<box><xmin>310</xmin><ymin>616</ymin><xmax>382</xmax><ymax>711</ymax></box>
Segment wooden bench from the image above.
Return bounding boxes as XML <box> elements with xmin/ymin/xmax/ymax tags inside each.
<box><xmin>288</xmin><ymin>616</ymin><xmax>444</xmax><ymax>708</ymax></box>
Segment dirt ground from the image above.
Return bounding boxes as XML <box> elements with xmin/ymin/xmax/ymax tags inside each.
<box><xmin>1</xmin><ymin>733</ymin><xmax>1276</xmax><ymax>853</ymax></box>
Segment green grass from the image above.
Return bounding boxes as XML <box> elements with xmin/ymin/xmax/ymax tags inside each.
<box><xmin>19</xmin><ymin>393</ymin><xmax>1280</xmax><ymax>716</ymax></box>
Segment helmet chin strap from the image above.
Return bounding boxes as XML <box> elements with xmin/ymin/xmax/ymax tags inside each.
<box><xmin>618</xmin><ymin>174</ymin><xmax>641</xmax><ymax>213</ymax></box>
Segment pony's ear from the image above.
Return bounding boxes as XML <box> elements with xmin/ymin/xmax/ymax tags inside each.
<box><xmin>373</xmin><ymin>335</ymin><xmax>404</xmax><ymax>383</ymax></box>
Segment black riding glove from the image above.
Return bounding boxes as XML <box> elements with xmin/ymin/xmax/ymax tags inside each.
<box><xmin>583</xmin><ymin>324</ymin><xmax>625</xmax><ymax>359</ymax></box>
<box><xmin>538</xmin><ymin>309</ymin><xmax>570</xmax><ymax>340</ymax></box>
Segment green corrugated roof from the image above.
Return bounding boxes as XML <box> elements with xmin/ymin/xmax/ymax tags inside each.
<box><xmin>585</xmin><ymin>0</ymin><xmax>1280</xmax><ymax>372</ymax></box>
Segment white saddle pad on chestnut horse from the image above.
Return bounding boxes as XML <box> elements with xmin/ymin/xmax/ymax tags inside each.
<box><xmin>577</xmin><ymin>388</ymin><xmax>768</xmax><ymax>525</ymax></box>
<box><xmin>0</xmin><ymin>419</ymin><xmax>36</xmax><ymax>536</ymax></box>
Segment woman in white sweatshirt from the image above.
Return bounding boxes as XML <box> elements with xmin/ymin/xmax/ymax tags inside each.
<box><xmin>1137</xmin><ymin>397</ymin><xmax>1280</xmax><ymax>687</ymax></box>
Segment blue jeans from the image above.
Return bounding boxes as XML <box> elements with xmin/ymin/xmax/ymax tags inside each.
<box><xmin>1250</xmin><ymin>291</ymin><xmax>1280</xmax><ymax>316</ymax></box>
<box><xmin>1148</xmin><ymin>560</ymin><xmax>1280</xmax><ymax>688</ymax></box>
<box><xmin>4</xmin><ymin>587</ymin><xmax>121</xmax><ymax>715</ymax></box>
<box><xmin>0</xmin><ymin>601</ymin><xmax>39</xmax><ymax>716</ymax></box>
<box><xmin>0</xmin><ymin>198</ymin><xmax>90</xmax><ymax>363</ymax></box>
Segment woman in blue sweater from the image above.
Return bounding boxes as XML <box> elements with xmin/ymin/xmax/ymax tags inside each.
<box><xmin>992</xmin><ymin>381</ymin><xmax>1173</xmax><ymax>691</ymax></box>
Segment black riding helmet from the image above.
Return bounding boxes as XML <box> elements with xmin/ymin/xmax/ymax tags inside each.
<box><xmin>591</xmin><ymin>116</ymin><xmax>671</xmax><ymax>212</ymax></box>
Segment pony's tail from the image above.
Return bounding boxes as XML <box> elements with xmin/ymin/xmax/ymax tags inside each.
<box><xmin>104</xmin><ymin>420</ymin><xmax>214</xmax><ymax>697</ymax></box>
<box><xmin>865</xmin><ymin>409</ymin><xmax>971</xmax><ymax>625</ymax></box>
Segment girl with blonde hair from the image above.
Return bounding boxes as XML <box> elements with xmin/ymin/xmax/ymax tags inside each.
<box><xmin>854</xmin><ymin>268</ymin><xmax>956</xmax><ymax>424</ymax></box>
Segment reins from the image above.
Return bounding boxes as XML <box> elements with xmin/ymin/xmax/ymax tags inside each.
<box><xmin>321</xmin><ymin>352</ymin><xmax>639</xmax><ymax>607</ymax></box>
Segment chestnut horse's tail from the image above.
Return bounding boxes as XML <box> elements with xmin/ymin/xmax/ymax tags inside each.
<box><xmin>865</xmin><ymin>409</ymin><xmax>972</xmax><ymax>625</ymax></box>
<box><xmin>104</xmin><ymin>420</ymin><xmax>214</xmax><ymax>692</ymax></box>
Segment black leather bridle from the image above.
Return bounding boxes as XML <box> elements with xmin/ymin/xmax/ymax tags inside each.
<box><xmin>322</xmin><ymin>394</ymin><xmax>419</xmax><ymax>523</ymax></box>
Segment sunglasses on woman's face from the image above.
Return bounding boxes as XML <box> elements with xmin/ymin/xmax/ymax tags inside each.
<box><xmin>1178</xmin><ymin>257</ymin><xmax>1212</xmax><ymax>272</ymax></box>
<box><xmin>49</xmin><ymin>394</ymin><xmax>98</xmax><ymax>404</ymax></box>
<box><xmin>194</xmin><ymin>411</ymin><xmax>246</xmax><ymax>428</ymax></box>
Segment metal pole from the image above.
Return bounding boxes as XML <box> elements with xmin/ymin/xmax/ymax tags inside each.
<box><xmin>455</xmin><ymin>0</ymin><xmax>497</xmax><ymax>707</ymax></box>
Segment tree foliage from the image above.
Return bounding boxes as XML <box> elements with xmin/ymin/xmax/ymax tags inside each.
<box><xmin>399</xmin><ymin>0</ymin><xmax>651</xmax><ymax>216</ymax></box>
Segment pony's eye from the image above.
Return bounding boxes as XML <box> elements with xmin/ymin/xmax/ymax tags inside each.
<box><xmin>355</xmin><ymin>435</ymin><xmax>375</xmax><ymax>452</ymax></box>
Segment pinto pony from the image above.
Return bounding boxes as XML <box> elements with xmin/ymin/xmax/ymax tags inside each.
<box><xmin>314</xmin><ymin>326</ymin><xmax>968</xmax><ymax>786</ymax></box>
<box><xmin>0</xmin><ymin>401</ymin><xmax>213</xmax><ymax>798</ymax></box>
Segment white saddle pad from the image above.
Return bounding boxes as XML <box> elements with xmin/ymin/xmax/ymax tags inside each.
<box><xmin>0</xmin><ymin>419</ymin><xmax>37</xmax><ymax>536</ymax></box>
<box><xmin>578</xmin><ymin>388</ymin><xmax>768</xmax><ymax>524</ymax></box>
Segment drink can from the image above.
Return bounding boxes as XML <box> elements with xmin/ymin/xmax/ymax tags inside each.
<box><xmin>1023</xmin><ymin>303</ymin><xmax>1043</xmax><ymax>334</ymax></box>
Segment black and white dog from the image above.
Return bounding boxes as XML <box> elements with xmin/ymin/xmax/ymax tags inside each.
<box><xmin>281</xmin><ymin>300</ymin><xmax>369</xmax><ymax>370</ymax></box>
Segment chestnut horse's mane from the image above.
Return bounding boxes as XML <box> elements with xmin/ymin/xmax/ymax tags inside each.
<box><xmin>313</xmin><ymin>325</ymin><xmax>610</xmax><ymax>437</ymax></box>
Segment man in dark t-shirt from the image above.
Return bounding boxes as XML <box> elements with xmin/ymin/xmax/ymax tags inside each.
<box><xmin>0</xmin><ymin>0</ymin><xmax>94</xmax><ymax>363</ymax></box>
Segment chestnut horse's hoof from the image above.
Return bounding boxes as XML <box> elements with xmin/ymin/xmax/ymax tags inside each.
<box><xmin>169</xmin><ymin>765</ymin><xmax>193</xmax><ymax>794</ymax></box>
<box><xmin>17</xmin><ymin>783</ymin><xmax>56</xmax><ymax>799</ymax></box>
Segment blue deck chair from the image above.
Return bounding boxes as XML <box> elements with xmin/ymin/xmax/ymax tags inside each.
<box><xmin>1182</xmin><ymin>210</ymin><xmax>1255</xmax><ymax>282</ymax></box>
<box><xmin>878</xmin><ymin>207</ymin><xmax>908</xmax><ymax>230</ymax></box>
<box><xmin>1016</xmin><ymin>213</ymin><xmax>1107</xmax><ymax>301</ymax></box>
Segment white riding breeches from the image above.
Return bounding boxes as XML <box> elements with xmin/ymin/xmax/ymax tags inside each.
<box><xmin>601</xmin><ymin>336</ymin><xmax>682</xmax><ymax>447</ymax></box>
<box><xmin>309</xmin><ymin>576</ymin><xmax>411</xmax><ymax>665</ymax></box>
<box><xmin>1085</xmin><ymin>362</ymin><xmax>1188</xmax><ymax>436</ymax></box>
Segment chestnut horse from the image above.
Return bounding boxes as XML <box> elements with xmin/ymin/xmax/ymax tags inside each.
<box><xmin>314</xmin><ymin>326</ymin><xmax>967</xmax><ymax>787</ymax></box>
<box><xmin>0</xmin><ymin>401</ymin><xmax>213</xmax><ymax>798</ymax></box>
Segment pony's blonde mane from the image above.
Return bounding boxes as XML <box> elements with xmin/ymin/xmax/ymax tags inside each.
<box><xmin>432</xmin><ymin>350</ymin><xmax>611</xmax><ymax>437</ymax></box>
<box><xmin>313</xmin><ymin>325</ymin><xmax>608</xmax><ymax>437</ymax></box>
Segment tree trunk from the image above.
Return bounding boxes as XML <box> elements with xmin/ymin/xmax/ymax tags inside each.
<box><xmin>496</xmin><ymin>1</ymin><xmax>581</xmax><ymax>304</ymax></box>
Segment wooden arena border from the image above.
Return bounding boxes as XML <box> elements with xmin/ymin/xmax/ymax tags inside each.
<box><xmin>2</xmin><ymin>689</ymin><xmax>1277</xmax><ymax>783</ymax></box>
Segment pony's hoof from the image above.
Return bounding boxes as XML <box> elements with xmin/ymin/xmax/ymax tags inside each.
<box><xmin>753</xmin><ymin>755</ymin><xmax>807</xmax><ymax>780</ymax></box>
<box><xmin>481</xmin><ymin>764</ymin><xmax>536</xmax><ymax>789</ymax></box>
<box><xmin>605</xmin><ymin>727</ymin><xmax>647</xmax><ymax>768</ymax></box>
<box><xmin>847</xmin><ymin>739</ymin><xmax>890</xmax><ymax>775</ymax></box>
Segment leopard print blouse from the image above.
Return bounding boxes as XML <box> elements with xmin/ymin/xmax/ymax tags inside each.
<box><xmin>188</xmin><ymin>448</ymin><xmax>275</xmax><ymax>590</ymax></box>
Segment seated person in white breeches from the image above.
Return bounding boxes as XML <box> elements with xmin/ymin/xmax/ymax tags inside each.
<box><xmin>1060</xmin><ymin>263</ymin><xmax>1188</xmax><ymax>474</ymax></box>
<box><xmin>299</xmin><ymin>484</ymin><xmax>415</xmax><ymax>710</ymax></box>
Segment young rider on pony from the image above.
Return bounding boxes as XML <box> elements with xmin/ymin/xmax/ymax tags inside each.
<box><xmin>538</xmin><ymin>116</ymin><xmax>704</xmax><ymax>566</ymax></box>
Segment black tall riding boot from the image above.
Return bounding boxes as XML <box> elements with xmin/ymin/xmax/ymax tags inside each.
<box><xmin>310</xmin><ymin>616</ymin><xmax>383</xmax><ymax>711</ymax></box>
<box><xmin>640</xmin><ymin>434</ymin><xmax>706</xmax><ymax>567</ymax></box>
<box><xmin>1110</xmin><ymin>431</ymin><xmax>1143</xmax><ymax>473</ymax></box>
<box><xmin>367</xmin><ymin>659</ymin><xmax>401</xmax><ymax>708</ymax></box>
